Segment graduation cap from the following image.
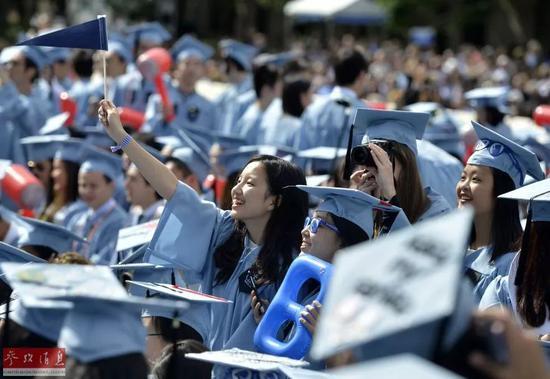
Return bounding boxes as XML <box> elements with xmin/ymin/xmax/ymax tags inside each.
<box><xmin>465</xmin><ymin>86</ymin><xmax>509</xmax><ymax>114</ymax></box>
<box><xmin>280</xmin><ymin>354</ymin><xmax>463</xmax><ymax>379</ymax></box>
<box><xmin>108</xmin><ymin>39</ymin><xmax>133</xmax><ymax>64</ymax></box>
<box><xmin>219</xmin><ymin>39</ymin><xmax>258</xmax><ymax>71</ymax></box>
<box><xmin>468</xmin><ymin>121</ymin><xmax>544</xmax><ymax>187</ymax></box>
<box><xmin>309</xmin><ymin>208</ymin><xmax>474</xmax><ymax>363</ymax></box>
<box><xmin>42</xmin><ymin>47</ymin><xmax>72</xmax><ymax>64</ymax></box>
<box><xmin>80</xmin><ymin>145</ymin><xmax>123</xmax><ymax>181</ymax></box>
<box><xmin>20</xmin><ymin>134</ymin><xmax>69</xmax><ymax>162</ymax></box>
<box><xmin>218</xmin><ymin>145</ymin><xmax>296</xmax><ymax>176</ymax></box>
<box><xmin>126</xmin><ymin>22</ymin><xmax>171</xmax><ymax>47</ymax></box>
<box><xmin>53</xmin><ymin>138</ymin><xmax>87</xmax><ymax>164</ymax></box>
<box><xmin>354</xmin><ymin>108</ymin><xmax>429</xmax><ymax>156</ymax></box>
<box><xmin>295</xmin><ymin>185</ymin><xmax>409</xmax><ymax>238</ymax></box>
<box><xmin>0</xmin><ymin>262</ymin><xmax>188</xmax><ymax>363</ymax></box>
<box><xmin>39</xmin><ymin>112</ymin><xmax>71</xmax><ymax>136</ymax></box>
<box><xmin>80</xmin><ymin>127</ymin><xmax>115</xmax><ymax>148</ymax></box>
<box><xmin>16</xmin><ymin>216</ymin><xmax>88</xmax><ymax>255</ymax></box>
<box><xmin>0</xmin><ymin>241</ymin><xmax>46</xmax><ymax>265</ymax></box>
<box><xmin>252</xmin><ymin>51</ymin><xmax>301</xmax><ymax>68</ymax></box>
<box><xmin>171</xmin><ymin>34</ymin><xmax>214</xmax><ymax>62</ymax></box>
<box><xmin>0</xmin><ymin>45</ymin><xmax>48</xmax><ymax>70</ymax></box>
<box><xmin>169</xmin><ymin>147</ymin><xmax>211</xmax><ymax>184</ymax></box>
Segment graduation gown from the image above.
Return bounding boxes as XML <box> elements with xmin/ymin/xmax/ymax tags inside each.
<box><xmin>67</xmin><ymin>198</ymin><xmax>127</xmax><ymax>265</ymax></box>
<box><xmin>146</xmin><ymin>182</ymin><xmax>281</xmax><ymax>352</ymax></box>
<box><xmin>215</xmin><ymin>75</ymin><xmax>255</xmax><ymax>134</ymax></box>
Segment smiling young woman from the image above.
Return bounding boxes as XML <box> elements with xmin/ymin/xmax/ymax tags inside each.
<box><xmin>98</xmin><ymin>101</ymin><xmax>309</xmax><ymax>359</ymax></box>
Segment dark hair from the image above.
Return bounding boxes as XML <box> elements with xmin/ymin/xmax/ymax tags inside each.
<box><xmin>165</xmin><ymin>157</ymin><xmax>193</xmax><ymax>178</ymax></box>
<box><xmin>391</xmin><ymin>142</ymin><xmax>431</xmax><ymax>223</ymax></box>
<box><xmin>72</xmin><ymin>50</ymin><xmax>94</xmax><ymax>78</ymax></box>
<box><xmin>483</xmin><ymin>106</ymin><xmax>506</xmax><ymax>126</ymax></box>
<box><xmin>469</xmin><ymin>168</ymin><xmax>522</xmax><ymax>260</ymax></box>
<box><xmin>23</xmin><ymin>57</ymin><xmax>39</xmax><ymax>82</ymax></box>
<box><xmin>333</xmin><ymin>48</ymin><xmax>368</xmax><ymax>87</ymax></box>
<box><xmin>21</xmin><ymin>245</ymin><xmax>58</xmax><ymax>261</ymax></box>
<box><xmin>331</xmin><ymin>214</ymin><xmax>369</xmax><ymax>248</ymax></box>
<box><xmin>225</xmin><ymin>57</ymin><xmax>246</xmax><ymax>73</ymax></box>
<box><xmin>214</xmin><ymin>156</ymin><xmax>308</xmax><ymax>285</ymax></box>
<box><xmin>516</xmin><ymin>222</ymin><xmax>550</xmax><ymax>327</ymax></box>
<box><xmin>282</xmin><ymin>77</ymin><xmax>311</xmax><ymax>118</ymax></box>
<box><xmin>252</xmin><ymin>64</ymin><xmax>280</xmax><ymax>98</ymax></box>
<box><xmin>62</xmin><ymin>353</ymin><xmax>148</xmax><ymax>379</ymax></box>
<box><xmin>63</xmin><ymin>160</ymin><xmax>81</xmax><ymax>204</ymax></box>
<box><xmin>153</xmin><ymin>316</ymin><xmax>203</xmax><ymax>343</ymax></box>
<box><xmin>151</xmin><ymin>340</ymin><xmax>211</xmax><ymax>379</ymax></box>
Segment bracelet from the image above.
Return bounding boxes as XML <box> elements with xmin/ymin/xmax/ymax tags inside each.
<box><xmin>110</xmin><ymin>135</ymin><xmax>132</xmax><ymax>153</ymax></box>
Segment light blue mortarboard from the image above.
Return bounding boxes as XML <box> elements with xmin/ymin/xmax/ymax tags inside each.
<box><xmin>252</xmin><ymin>51</ymin><xmax>301</xmax><ymax>68</ymax></box>
<box><xmin>296</xmin><ymin>146</ymin><xmax>347</xmax><ymax>164</ymax></box>
<box><xmin>53</xmin><ymin>138</ymin><xmax>87</xmax><ymax>164</ymax></box>
<box><xmin>0</xmin><ymin>45</ymin><xmax>48</xmax><ymax>70</ymax></box>
<box><xmin>170</xmin><ymin>146</ymin><xmax>211</xmax><ymax>184</ymax></box>
<box><xmin>20</xmin><ymin>134</ymin><xmax>68</xmax><ymax>162</ymax></box>
<box><xmin>16</xmin><ymin>216</ymin><xmax>88</xmax><ymax>254</ymax></box>
<box><xmin>309</xmin><ymin>208</ymin><xmax>475</xmax><ymax>363</ymax></box>
<box><xmin>464</xmin><ymin>86</ymin><xmax>510</xmax><ymax>114</ymax></box>
<box><xmin>219</xmin><ymin>39</ymin><xmax>258</xmax><ymax>71</ymax></box>
<box><xmin>171</xmin><ymin>34</ymin><xmax>214</xmax><ymax>62</ymax></box>
<box><xmin>108</xmin><ymin>39</ymin><xmax>133</xmax><ymax>64</ymax></box>
<box><xmin>79</xmin><ymin>146</ymin><xmax>123</xmax><ymax>181</ymax></box>
<box><xmin>218</xmin><ymin>145</ymin><xmax>296</xmax><ymax>176</ymax></box>
<box><xmin>356</xmin><ymin>108</ymin><xmax>430</xmax><ymax>155</ymax></box>
<box><xmin>468</xmin><ymin>121</ymin><xmax>544</xmax><ymax>187</ymax></box>
<box><xmin>499</xmin><ymin>178</ymin><xmax>550</xmax><ymax>222</ymax></box>
<box><xmin>38</xmin><ymin>112</ymin><xmax>70</xmax><ymax>136</ymax></box>
<box><xmin>0</xmin><ymin>262</ymin><xmax>188</xmax><ymax>363</ymax></box>
<box><xmin>43</xmin><ymin>47</ymin><xmax>72</xmax><ymax>63</ymax></box>
<box><xmin>214</xmin><ymin>132</ymin><xmax>247</xmax><ymax>151</ymax></box>
<box><xmin>296</xmin><ymin>185</ymin><xmax>409</xmax><ymax>238</ymax></box>
<box><xmin>0</xmin><ymin>241</ymin><xmax>46</xmax><ymax>264</ymax></box>
<box><xmin>404</xmin><ymin>103</ymin><xmax>464</xmax><ymax>157</ymax></box>
<box><xmin>80</xmin><ymin>127</ymin><xmax>114</xmax><ymax>149</ymax></box>
<box><xmin>126</xmin><ymin>22</ymin><xmax>171</xmax><ymax>47</ymax></box>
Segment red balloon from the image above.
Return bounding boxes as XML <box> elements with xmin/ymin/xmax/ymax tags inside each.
<box><xmin>118</xmin><ymin>107</ymin><xmax>145</xmax><ymax>131</ymax></box>
<box><xmin>533</xmin><ymin>105</ymin><xmax>550</xmax><ymax>127</ymax></box>
<box><xmin>59</xmin><ymin>92</ymin><xmax>77</xmax><ymax>126</ymax></box>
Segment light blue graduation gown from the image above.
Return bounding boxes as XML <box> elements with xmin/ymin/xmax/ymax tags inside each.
<box><xmin>125</xmin><ymin>200</ymin><xmax>164</xmax><ymax>227</ymax></box>
<box><xmin>256</xmin><ymin>99</ymin><xmax>301</xmax><ymax>148</ymax></box>
<box><xmin>113</xmin><ymin>70</ymin><xmax>158</xmax><ymax>113</ymax></box>
<box><xmin>146</xmin><ymin>182</ymin><xmax>281</xmax><ymax>352</ymax></box>
<box><xmin>67</xmin><ymin>198</ymin><xmax>128</xmax><ymax>265</ymax></box>
<box><xmin>417</xmin><ymin>140</ymin><xmax>463</xmax><ymax>208</ymax></box>
<box><xmin>236</xmin><ymin>102</ymin><xmax>266</xmax><ymax>144</ymax></box>
<box><xmin>294</xmin><ymin>86</ymin><xmax>364</xmax><ymax>151</ymax></box>
<box><xmin>216</xmin><ymin>76</ymin><xmax>255</xmax><ymax>134</ymax></box>
<box><xmin>464</xmin><ymin>246</ymin><xmax>516</xmax><ymax>302</ymax></box>
<box><xmin>142</xmin><ymin>86</ymin><xmax>217</xmax><ymax>137</ymax></box>
<box><xmin>418</xmin><ymin>186</ymin><xmax>452</xmax><ymax>222</ymax></box>
<box><xmin>55</xmin><ymin>200</ymin><xmax>88</xmax><ymax>227</ymax></box>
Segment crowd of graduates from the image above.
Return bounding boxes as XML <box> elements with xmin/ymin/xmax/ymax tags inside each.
<box><xmin>0</xmin><ymin>16</ymin><xmax>549</xmax><ymax>379</ymax></box>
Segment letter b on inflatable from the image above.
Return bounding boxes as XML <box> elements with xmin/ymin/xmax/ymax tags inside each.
<box><xmin>254</xmin><ymin>254</ymin><xmax>332</xmax><ymax>359</ymax></box>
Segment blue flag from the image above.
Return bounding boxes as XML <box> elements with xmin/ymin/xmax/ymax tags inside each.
<box><xmin>17</xmin><ymin>16</ymin><xmax>108</xmax><ymax>51</ymax></box>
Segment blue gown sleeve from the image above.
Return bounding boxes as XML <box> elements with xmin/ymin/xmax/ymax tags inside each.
<box><xmin>478</xmin><ymin>275</ymin><xmax>512</xmax><ymax>311</ymax></box>
<box><xmin>146</xmin><ymin>181</ymin><xmax>234</xmax><ymax>273</ymax></box>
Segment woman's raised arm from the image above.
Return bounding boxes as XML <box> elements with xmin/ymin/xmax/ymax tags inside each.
<box><xmin>98</xmin><ymin>100</ymin><xmax>178</xmax><ymax>200</ymax></box>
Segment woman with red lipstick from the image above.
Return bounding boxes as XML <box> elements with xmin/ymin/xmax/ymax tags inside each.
<box><xmin>458</xmin><ymin>121</ymin><xmax>544</xmax><ymax>302</ymax></box>
<box><xmin>98</xmin><ymin>101</ymin><xmax>308</xmax><ymax>365</ymax></box>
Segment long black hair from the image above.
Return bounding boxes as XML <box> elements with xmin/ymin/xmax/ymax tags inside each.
<box><xmin>469</xmin><ymin>167</ymin><xmax>522</xmax><ymax>260</ymax></box>
<box><xmin>213</xmin><ymin>155</ymin><xmax>308</xmax><ymax>285</ymax></box>
<box><xmin>332</xmin><ymin>214</ymin><xmax>370</xmax><ymax>248</ymax></box>
<box><xmin>516</xmin><ymin>221</ymin><xmax>550</xmax><ymax>328</ymax></box>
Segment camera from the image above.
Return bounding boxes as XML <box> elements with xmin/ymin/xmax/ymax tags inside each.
<box><xmin>350</xmin><ymin>140</ymin><xmax>394</xmax><ymax>168</ymax></box>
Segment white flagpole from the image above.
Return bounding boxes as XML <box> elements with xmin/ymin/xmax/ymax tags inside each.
<box><xmin>103</xmin><ymin>51</ymin><xmax>108</xmax><ymax>100</ymax></box>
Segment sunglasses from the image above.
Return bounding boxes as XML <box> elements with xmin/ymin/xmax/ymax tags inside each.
<box><xmin>304</xmin><ymin>216</ymin><xmax>340</xmax><ymax>235</ymax></box>
<box><xmin>475</xmin><ymin>139</ymin><xmax>524</xmax><ymax>183</ymax></box>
